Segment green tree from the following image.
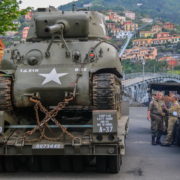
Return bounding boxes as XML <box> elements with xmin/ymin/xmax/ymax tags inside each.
<box><xmin>122</xmin><ymin>59</ymin><xmax>168</xmax><ymax>74</ymax></box>
<box><xmin>0</xmin><ymin>0</ymin><xmax>29</xmax><ymax>35</ymax></box>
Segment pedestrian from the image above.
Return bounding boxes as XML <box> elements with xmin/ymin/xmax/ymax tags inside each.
<box><xmin>162</xmin><ymin>96</ymin><xmax>180</xmax><ymax>146</ymax></box>
<box><xmin>148</xmin><ymin>92</ymin><xmax>165</xmax><ymax>145</ymax></box>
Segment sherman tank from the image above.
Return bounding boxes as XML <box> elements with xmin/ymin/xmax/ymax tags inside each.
<box><xmin>0</xmin><ymin>7</ymin><xmax>129</xmax><ymax>173</ymax></box>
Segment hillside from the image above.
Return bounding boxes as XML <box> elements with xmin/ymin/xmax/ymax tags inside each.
<box><xmin>59</xmin><ymin>0</ymin><xmax>180</xmax><ymax>23</ymax></box>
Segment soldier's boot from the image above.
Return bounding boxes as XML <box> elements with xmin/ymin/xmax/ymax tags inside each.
<box><xmin>156</xmin><ymin>133</ymin><xmax>162</xmax><ymax>145</ymax></box>
<box><xmin>161</xmin><ymin>137</ymin><xmax>171</xmax><ymax>147</ymax></box>
<box><xmin>152</xmin><ymin>135</ymin><xmax>156</xmax><ymax>145</ymax></box>
<box><xmin>161</xmin><ymin>141</ymin><xmax>171</xmax><ymax>146</ymax></box>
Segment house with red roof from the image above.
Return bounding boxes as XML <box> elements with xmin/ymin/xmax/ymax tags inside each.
<box><xmin>163</xmin><ymin>22</ymin><xmax>175</xmax><ymax>30</ymax></box>
<box><xmin>156</xmin><ymin>32</ymin><xmax>170</xmax><ymax>38</ymax></box>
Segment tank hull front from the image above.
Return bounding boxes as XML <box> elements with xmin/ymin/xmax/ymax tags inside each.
<box><xmin>13</xmin><ymin>64</ymin><xmax>90</xmax><ymax>107</ymax></box>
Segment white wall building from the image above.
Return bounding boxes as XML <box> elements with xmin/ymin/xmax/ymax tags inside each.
<box><xmin>116</xmin><ymin>31</ymin><xmax>133</xmax><ymax>39</ymax></box>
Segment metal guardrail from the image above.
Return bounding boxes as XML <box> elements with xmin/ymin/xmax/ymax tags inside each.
<box><xmin>124</xmin><ymin>73</ymin><xmax>180</xmax><ymax>80</ymax></box>
<box><xmin>123</xmin><ymin>73</ymin><xmax>180</xmax><ymax>87</ymax></box>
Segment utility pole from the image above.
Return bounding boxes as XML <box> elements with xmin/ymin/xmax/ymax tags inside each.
<box><xmin>142</xmin><ymin>58</ymin><xmax>145</xmax><ymax>81</ymax></box>
<box><xmin>153</xmin><ymin>64</ymin><xmax>156</xmax><ymax>75</ymax></box>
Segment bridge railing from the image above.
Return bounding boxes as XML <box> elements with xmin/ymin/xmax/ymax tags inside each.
<box><xmin>122</xmin><ymin>73</ymin><xmax>180</xmax><ymax>87</ymax></box>
<box><xmin>123</xmin><ymin>72</ymin><xmax>180</xmax><ymax>80</ymax></box>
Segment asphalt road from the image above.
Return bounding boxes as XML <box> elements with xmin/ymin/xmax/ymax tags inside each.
<box><xmin>1</xmin><ymin>107</ymin><xmax>180</xmax><ymax>180</ymax></box>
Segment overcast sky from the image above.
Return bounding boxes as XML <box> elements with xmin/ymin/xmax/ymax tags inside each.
<box><xmin>20</xmin><ymin>0</ymin><xmax>76</xmax><ymax>9</ymax></box>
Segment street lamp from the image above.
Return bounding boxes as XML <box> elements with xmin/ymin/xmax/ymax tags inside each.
<box><xmin>142</xmin><ymin>58</ymin><xmax>146</xmax><ymax>81</ymax></box>
<box><xmin>153</xmin><ymin>63</ymin><xmax>156</xmax><ymax>75</ymax></box>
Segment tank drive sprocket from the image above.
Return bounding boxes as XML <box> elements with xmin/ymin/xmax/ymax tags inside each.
<box><xmin>0</xmin><ymin>75</ymin><xmax>13</xmax><ymax>111</ymax></box>
<box><xmin>93</xmin><ymin>73</ymin><xmax>121</xmax><ymax>110</ymax></box>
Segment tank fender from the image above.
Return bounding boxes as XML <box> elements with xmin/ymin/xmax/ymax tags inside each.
<box><xmin>93</xmin><ymin>68</ymin><xmax>123</xmax><ymax>78</ymax></box>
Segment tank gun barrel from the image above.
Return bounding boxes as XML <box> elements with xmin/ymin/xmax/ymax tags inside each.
<box><xmin>45</xmin><ymin>23</ymin><xmax>64</xmax><ymax>34</ymax></box>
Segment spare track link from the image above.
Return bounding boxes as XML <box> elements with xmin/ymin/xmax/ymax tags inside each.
<box><xmin>93</xmin><ymin>73</ymin><xmax>121</xmax><ymax>110</ymax></box>
<box><xmin>0</xmin><ymin>76</ymin><xmax>13</xmax><ymax>111</ymax></box>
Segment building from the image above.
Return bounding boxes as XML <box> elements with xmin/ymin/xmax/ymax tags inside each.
<box><xmin>105</xmin><ymin>11</ymin><xmax>126</xmax><ymax>24</ymax></box>
<box><xmin>0</xmin><ymin>40</ymin><xmax>5</xmax><ymax>62</ymax></box>
<box><xmin>159</xmin><ymin>56</ymin><xmax>178</xmax><ymax>69</ymax></box>
<box><xmin>137</xmin><ymin>3</ymin><xmax>143</xmax><ymax>7</ymax></box>
<box><xmin>141</xmin><ymin>18</ymin><xmax>153</xmax><ymax>23</ymax></box>
<box><xmin>133</xmin><ymin>36</ymin><xmax>180</xmax><ymax>47</ymax></box>
<box><xmin>156</xmin><ymin>32</ymin><xmax>170</xmax><ymax>38</ymax></box>
<box><xmin>163</xmin><ymin>22</ymin><xmax>175</xmax><ymax>30</ymax></box>
<box><xmin>110</xmin><ymin>27</ymin><xmax>122</xmax><ymax>37</ymax></box>
<box><xmin>151</xmin><ymin>25</ymin><xmax>162</xmax><ymax>33</ymax></box>
<box><xmin>121</xmin><ymin>47</ymin><xmax>158</xmax><ymax>60</ymax></box>
<box><xmin>123</xmin><ymin>21</ymin><xmax>138</xmax><ymax>31</ymax></box>
<box><xmin>133</xmin><ymin>39</ymin><xmax>153</xmax><ymax>47</ymax></box>
<box><xmin>124</xmin><ymin>11</ymin><xmax>136</xmax><ymax>20</ymax></box>
<box><xmin>152</xmin><ymin>36</ymin><xmax>180</xmax><ymax>45</ymax></box>
<box><xmin>106</xmin><ymin>22</ymin><xmax>122</xmax><ymax>36</ymax></box>
<box><xmin>116</xmin><ymin>31</ymin><xmax>133</xmax><ymax>39</ymax></box>
<box><xmin>106</xmin><ymin>22</ymin><xmax>116</xmax><ymax>30</ymax></box>
<box><xmin>140</xmin><ymin>31</ymin><xmax>155</xmax><ymax>38</ymax></box>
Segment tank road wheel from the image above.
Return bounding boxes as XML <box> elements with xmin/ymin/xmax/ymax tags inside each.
<box><xmin>96</xmin><ymin>156</ymin><xmax>107</xmax><ymax>173</ymax></box>
<box><xmin>107</xmin><ymin>155</ymin><xmax>122</xmax><ymax>173</ymax></box>
<box><xmin>0</xmin><ymin>76</ymin><xmax>13</xmax><ymax>111</ymax></box>
<box><xmin>4</xmin><ymin>157</ymin><xmax>17</xmax><ymax>172</ymax></box>
<box><xmin>175</xmin><ymin>123</ymin><xmax>180</xmax><ymax>146</ymax></box>
<box><xmin>0</xmin><ymin>157</ymin><xmax>4</xmax><ymax>172</ymax></box>
<box><xmin>59</xmin><ymin>156</ymin><xmax>72</xmax><ymax>172</ymax></box>
<box><xmin>40</xmin><ymin>156</ymin><xmax>55</xmax><ymax>172</ymax></box>
<box><xmin>93</xmin><ymin>73</ymin><xmax>121</xmax><ymax>111</ymax></box>
<box><xmin>72</xmin><ymin>156</ymin><xmax>84</xmax><ymax>172</ymax></box>
<box><xmin>28</xmin><ymin>156</ymin><xmax>41</xmax><ymax>172</ymax></box>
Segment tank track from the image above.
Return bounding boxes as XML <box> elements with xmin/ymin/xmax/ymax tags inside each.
<box><xmin>93</xmin><ymin>73</ymin><xmax>121</xmax><ymax>110</ymax></box>
<box><xmin>0</xmin><ymin>76</ymin><xmax>13</xmax><ymax>111</ymax></box>
<box><xmin>0</xmin><ymin>155</ymin><xmax>121</xmax><ymax>173</ymax></box>
<box><xmin>92</xmin><ymin>73</ymin><xmax>122</xmax><ymax>173</ymax></box>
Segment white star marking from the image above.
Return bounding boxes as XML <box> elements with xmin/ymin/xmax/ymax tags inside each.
<box><xmin>39</xmin><ymin>68</ymin><xmax>68</xmax><ymax>85</ymax></box>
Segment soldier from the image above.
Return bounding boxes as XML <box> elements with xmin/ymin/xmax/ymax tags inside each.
<box><xmin>162</xmin><ymin>96</ymin><xmax>180</xmax><ymax>146</ymax></box>
<box><xmin>163</xmin><ymin>93</ymin><xmax>176</xmax><ymax>133</ymax></box>
<box><xmin>148</xmin><ymin>92</ymin><xmax>165</xmax><ymax>145</ymax></box>
<box><xmin>162</xmin><ymin>95</ymin><xmax>170</xmax><ymax>133</ymax></box>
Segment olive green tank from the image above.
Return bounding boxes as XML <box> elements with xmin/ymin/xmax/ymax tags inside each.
<box><xmin>0</xmin><ymin>7</ymin><xmax>128</xmax><ymax>173</ymax></box>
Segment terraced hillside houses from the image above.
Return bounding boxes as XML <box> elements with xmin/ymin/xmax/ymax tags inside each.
<box><xmin>121</xmin><ymin>47</ymin><xmax>158</xmax><ymax>61</ymax></box>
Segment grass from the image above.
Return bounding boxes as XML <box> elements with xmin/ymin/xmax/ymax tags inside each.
<box><xmin>167</xmin><ymin>70</ymin><xmax>180</xmax><ymax>75</ymax></box>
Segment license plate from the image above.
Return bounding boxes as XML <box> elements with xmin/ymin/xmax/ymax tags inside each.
<box><xmin>32</xmin><ymin>143</ymin><xmax>64</xmax><ymax>149</ymax></box>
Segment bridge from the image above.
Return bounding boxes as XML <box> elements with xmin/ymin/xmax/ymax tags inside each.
<box><xmin>122</xmin><ymin>73</ymin><xmax>180</xmax><ymax>104</ymax></box>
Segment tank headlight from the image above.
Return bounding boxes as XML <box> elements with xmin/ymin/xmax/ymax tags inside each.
<box><xmin>108</xmin><ymin>134</ymin><xmax>115</xmax><ymax>141</ymax></box>
<box><xmin>96</xmin><ymin>134</ymin><xmax>103</xmax><ymax>141</ymax></box>
<box><xmin>73</xmin><ymin>51</ymin><xmax>81</xmax><ymax>62</ymax></box>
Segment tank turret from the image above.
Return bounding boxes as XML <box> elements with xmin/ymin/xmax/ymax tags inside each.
<box><xmin>1</xmin><ymin>7</ymin><xmax>122</xmax><ymax>109</ymax></box>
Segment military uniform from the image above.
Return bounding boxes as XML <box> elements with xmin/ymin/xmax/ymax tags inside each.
<box><xmin>162</xmin><ymin>101</ymin><xmax>180</xmax><ymax>146</ymax></box>
<box><xmin>163</xmin><ymin>96</ymin><xmax>172</xmax><ymax>133</ymax></box>
<box><xmin>148</xmin><ymin>98</ymin><xmax>164</xmax><ymax>145</ymax></box>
